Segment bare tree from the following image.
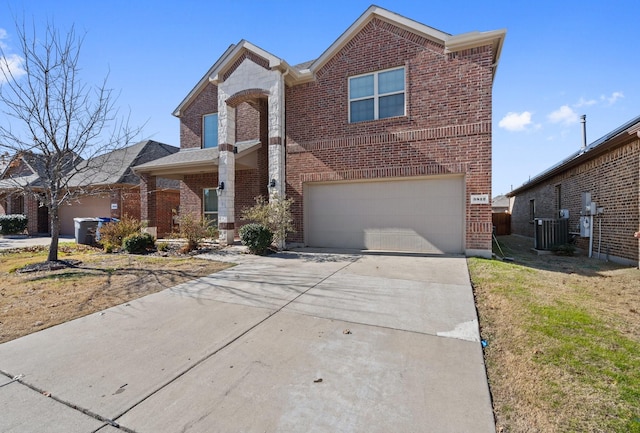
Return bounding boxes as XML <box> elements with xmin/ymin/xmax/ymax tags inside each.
<box><xmin>0</xmin><ymin>19</ymin><xmax>139</xmax><ymax>262</ymax></box>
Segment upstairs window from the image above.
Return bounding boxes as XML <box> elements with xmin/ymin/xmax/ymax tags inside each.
<box><xmin>203</xmin><ymin>113</ymin><xmax>218</xmax><ymax>148</ymax></box>
<box><xmin>349</xmin><ymin>67</ymin><xmax>405</xmax><ymax>123</ymax></box>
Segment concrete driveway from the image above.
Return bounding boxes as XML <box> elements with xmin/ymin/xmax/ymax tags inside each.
<box><xmin>0</xmin><ymin>250</ymin><xmax>495</xmax><ymax>433</ymax></box>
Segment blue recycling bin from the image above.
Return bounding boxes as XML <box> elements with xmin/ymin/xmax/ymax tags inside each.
<box><xmin>96</xmin><ymin>217</ymin><xmax>119</xmax><ymax>241</ymax></box>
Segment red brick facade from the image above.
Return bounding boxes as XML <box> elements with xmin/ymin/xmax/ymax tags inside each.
<box><xmin>171</xmin><ymin>8</ymin><xmax>501</xmax><ymax>254</ymax></box>
<box><xmin>511</xmin><ymin>134</ymin><xmax>640</xmax><ymax>265</ymax></box>
<box><xmin>285</xmin><ymin>18</ymin><xmax>494</xmax><ymax>250</ymax></box>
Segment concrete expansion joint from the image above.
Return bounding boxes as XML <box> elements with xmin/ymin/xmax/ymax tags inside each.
<box><xmin>99</xmin><ymin>257</ymin><xmax>364</xmax><ymax>431</ymax></box>
<box><xmin>0</xmin><ymin>370</ymin><xmax>134</xmax><ymax>433</ymax></box>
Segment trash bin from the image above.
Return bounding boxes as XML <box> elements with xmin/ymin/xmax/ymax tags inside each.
<box><xmin>74</xmin><ymin>218</ymin><xmax>99</xmax><ymax>245</ymax></box>
<box><xmin>96</xmin><ymin>217</ymin><xmax>118</xmax><ymax>241</ymax></box>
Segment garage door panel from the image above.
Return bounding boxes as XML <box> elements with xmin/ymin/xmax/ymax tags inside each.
<box><xmin>305</xmin><ymin>177</ymin><xmax>464</xmax><ymax>254</ymax></box>
<box><xmin>58</xmin><ymin>195</ymin><xmax>111</xmax><ymax>236</ymax></box>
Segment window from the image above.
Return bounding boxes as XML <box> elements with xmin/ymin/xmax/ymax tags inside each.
<box><xmin>529</xmin><ymin>199</ymin><xmax>535</xmax><ymax>222</ymax></box>
<box><xmin>203</xmin><ymin>113</ymin><xmax>218</xmax><ymax>148</ymax></box>
<box><xmin>555</xmin><ymin>184</ymin><xmax>562</xmax><ymax>210</ymax></box>
<box><xmin>203</xmin><ymin>188</ymin><xmax>218</xmax><ymax>224</ymax></box>
<box><xmin>349</xmin><ymin>67</ymin><xmax>405</xmax><ymax>123</ymax></box>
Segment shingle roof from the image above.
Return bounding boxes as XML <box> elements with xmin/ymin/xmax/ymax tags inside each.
<box><xmin>67</xmin><ymin>140</ymin><xmax>179</xmax><ymax>187</ymax></box>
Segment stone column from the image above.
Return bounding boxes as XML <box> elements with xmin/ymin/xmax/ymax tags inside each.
<box><xmin>218</xmin><ymin>103</ymin><xmax>236</xmax><ymax>245</ymax></box>
<box><xmin>268</xmin><ymin>75</ymin><xmax>286</xmax><ymax>248</ymax></box>
<box><xmin>268</xmin><ymin>75</ymin><xmax>285</xmax><ymax>199</ymax></box>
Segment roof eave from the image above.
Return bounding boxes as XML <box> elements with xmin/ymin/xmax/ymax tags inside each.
<box><xmin>172</xmin><ymin>44</ymin><xmax>237</xmax><ymax>117</ymax></box>
<box><xmin>508</xmin><ymin>128</ymin><xmax>640</xmax><ymax>197</ymax></box>
<box><xmin>445</xmin><ymin>29</ymin><xmax>507</xmax><ymax>80</ymax></box>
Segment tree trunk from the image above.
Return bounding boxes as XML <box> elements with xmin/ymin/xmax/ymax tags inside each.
<box><xmin>47</xmin><ymin>206</ymin><xmax>60</xmax><ymax>262</ymax></box>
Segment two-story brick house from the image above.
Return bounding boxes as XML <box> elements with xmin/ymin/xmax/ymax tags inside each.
<box><xmin>135</xmin><ymin>6</ymin><xmax>505</xmax><ymax>256</ymax></box>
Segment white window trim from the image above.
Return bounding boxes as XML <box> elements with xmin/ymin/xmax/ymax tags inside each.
<box><xmin>348</xmin><ymin>66</ymin><xmax>406</xmax><ymax>123</ymax></box>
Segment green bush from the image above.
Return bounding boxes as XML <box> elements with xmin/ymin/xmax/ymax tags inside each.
<box><xmin>122</xmin><ymin>232</ymin><xmax>155</xmax><ymax>254</ymax></box>
<box><xmin>99</xmin><ymin>215</ymin><xmax>141</xmax><ymax>252</ymax></box>
<box><xmin>239</xmin><ymin>223</ymin><xmax>273</xmax><ymax>255</ymax></box>
<box><xmin>551</xmin><ymin>243</ymin><xmax>575</xmax><ymax>256</ymax></box>
<box><xmin>0</xmin><ymin>214</ymin><xmax>28</xmax><ymax>235</ymax></box>
<box><xmin>241</xmin><ymin>194</ymin><xmax>295</xmax><ymax>249</ymax></box>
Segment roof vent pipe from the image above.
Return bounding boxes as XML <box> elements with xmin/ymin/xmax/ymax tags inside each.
<box><xmin>580</xmin><ymin>114</ymin><xmax>587</xmax><ymax>150</ymax></box>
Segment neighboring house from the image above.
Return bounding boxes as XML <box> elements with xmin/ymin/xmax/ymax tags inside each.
<box><xmin>491</xmin><ymin>195</ymin><xmax>510</xmax><ymax>213</ymax></box>
<box><xmin>509</xmin><ymin>115</ymin><xmax>640</xmax><ymax>267</ymax></box>
<box><xmin>135</xmin><ymin>6</ymin><xmax>506</xmax><ymax>256</ymax></box>
<box><xmin>0</xmin><ymin>140</ymin><xmax>180</xmax><ymax>237</ymax></box>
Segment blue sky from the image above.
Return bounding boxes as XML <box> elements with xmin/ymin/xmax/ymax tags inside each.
<box><xmin>1</xmin><ymin>0</ymin><xmax>638</xmax><ymax>195</ymax></box>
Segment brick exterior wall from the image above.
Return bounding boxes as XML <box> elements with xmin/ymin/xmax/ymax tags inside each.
<box><xmin>285</xmin><ymin>18</ymin><xmax>494</xmax><ymax>251</ymax></box>
<box><xmin>180</xmin><ymin>83</ymin><xmax>218</xmax><ymax>150</ymax></box>
<box><xmin>511</xmin><ymin>136</ymin><xmax>640</xmax><ymax>264</ymax></box>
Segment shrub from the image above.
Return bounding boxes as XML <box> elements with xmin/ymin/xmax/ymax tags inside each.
<box><xmin>122</xmin><ymin>232</ymin><xmax>155</xmax><ymax>254</ymax></box>
<box><xmin>241</xmin><ymin>194</ymin><xmax>294</xmax><ymax>249</ymax></box>
<box><xmin>0</xmin><ymin>214</ymin><xmax>28</xmax><ymax>235</ymax></box>
<box><xmin>239</xmin><ymin>223</ymin><xmax>273</xmax><ymax>255</ymax></box>
<box><xmin>156</xmin><ymin>241</ymin><xmax>170</xmax><ymax>252</ymax></box>
<box><xmin>99</xmin><ymin>215</ymin><xmax>141</xmax><ymax>252</ymax></box>
<box><xmin>551</xmin><ymin>243</ymin><xmax>575</xmax><ymax>256</ymax></box>
<box><xmin>177</xmin><ymin>213</ymin><xmax>214</xmax><ymax>252</ymax></box>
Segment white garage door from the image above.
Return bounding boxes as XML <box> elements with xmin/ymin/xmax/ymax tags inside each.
<box><xmin>58</xmin><ymin>195</ymin><xmax>111</xmax><ymax>236</ymax></box>
<box><xmin>304</xmin><ymin>176</ymin><xmax>464</xmax><ymax>253</ymax></box>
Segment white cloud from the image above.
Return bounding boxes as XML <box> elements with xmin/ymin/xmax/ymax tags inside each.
<box><xmin>0</xmin><ymin>53</ymin><xmax>26</xmax><ymax>84</ymax></box>
<box><xmin>602</xmin><ymin>91</ymin><xmax>624</xmax><ymax>105</ymax></box>
<box><xmin>498</xmin><ymin>111</ymin><xmax>533</xmax><ymax>131</ymax></box>
<box><xmin>548</xmin><ymin>105</ymin><xmax>578</xmax><ymax>125</ymax></box>
<box><xmin>0</xmin><ymin>28</ymin><xmax>26</xmax><ymax>84</ymax></box>
<box><xmin>574</xmin><ymin>97</ymin><xmax>597</xmax><ymax>108</ymax></box>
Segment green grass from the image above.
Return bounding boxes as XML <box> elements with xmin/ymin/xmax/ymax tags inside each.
<box><xmin>469</xmin><ymin>252</ymin><xmax>640</xmax><ymax>433</ymax></box>
<box><xmin>529</xmin><ymin>302</ymin><xmax>640</xmax><ymax>432</ymax></box>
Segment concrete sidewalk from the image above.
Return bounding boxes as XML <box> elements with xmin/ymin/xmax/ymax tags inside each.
<box><xmin>0</xmin><ymin>235</ymin><xmax>75</xmax><ymax>250</ymax></box>
<box><xmin>0</xmin><ymin>250</ymin><xmax>495</xmax><ymax>433</ymax></box>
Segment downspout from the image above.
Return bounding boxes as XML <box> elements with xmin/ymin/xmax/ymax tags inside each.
<box><xmin>589</xmin><ymin>213</ymin><xmax>594</xmax><ymax>258</ymax></box>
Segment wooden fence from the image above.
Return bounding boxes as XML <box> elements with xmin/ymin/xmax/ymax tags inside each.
<box><xmin>492</xmin><ymin>213</ymin><xmax>511</xmax><ymax>236</ymax></box>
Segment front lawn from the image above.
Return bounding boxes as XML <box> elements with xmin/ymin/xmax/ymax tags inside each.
<box><xmin>0</xmin><ymin>243</ymin><xmax>231</xmax><ymax>344</ymax></box>
<box><xmin>470</xmin><ymin>235</ymin><xmax>640</xmax><ymax>433</ymax></box>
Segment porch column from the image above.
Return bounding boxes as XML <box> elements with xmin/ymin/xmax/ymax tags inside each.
<box><xmin>218</xmin><ymin>103</ymin><xmax>236</xmax><ymax>245</ymax></box>
<box><xmin>268</xmin><ymin>74</ymin><xmax>285</xmax><ymax>198</ymax></box>
<box><xmin>268</xmin><ymin>75</ymin><xmax>286</xmax><ymax>247</ymax></box>
<box><xmin>140</xmin><ymin>174</ymin><xmax>157</xmax><ymax>228</ymax></box>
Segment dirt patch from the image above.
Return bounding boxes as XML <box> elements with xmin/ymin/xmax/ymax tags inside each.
<box><xmin>470</xmin><ymin>235</ymin><xmax>640</xmax><ymax>433</ymax></box>
<box><xmin>0</xmin><ymin>247</ymin><xmax>232</xmax><ymax>344</ymax></box>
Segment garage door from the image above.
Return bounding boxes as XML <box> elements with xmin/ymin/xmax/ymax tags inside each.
<box><xmin>304</xmin><ymin>176</ymin><xmax>464</xmax><ymax>253</ymax></box>
<box><xmin>58</xmin><ymin>195</ymin><xmax>111</xmax><ymax>236</ymax></box>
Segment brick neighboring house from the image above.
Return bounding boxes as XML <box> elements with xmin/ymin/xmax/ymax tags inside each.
<box><xmin>509</xmin><ymin>115</ymin><xmax>640</xmax><ymax>267</ymax></box>
<box><xmin>0</xmin><ymin>140</ymin><xmax>180</xmax><ymax>237</ymax></box>
<box><xmin>135</xmin><ymin>6</ymin><xmax>506</xmax><ymax>256</ymax></box>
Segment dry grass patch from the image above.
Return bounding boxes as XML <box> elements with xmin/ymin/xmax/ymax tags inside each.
<box><xmin>470</xmin><ymin>235</ymin><xmax>640</xmax><ymax>433</ymax></box>
<box><xmin>0</xmin><ymin>244</ymin><xmax>231</xmax><ymax>344</ymax></box>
